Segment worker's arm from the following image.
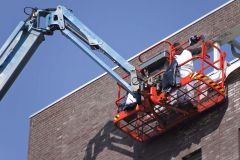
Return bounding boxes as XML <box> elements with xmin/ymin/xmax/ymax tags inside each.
<box><xmin>188</xmin><ymin>47</ymin><xmax>202</xmax><ymax>56</ymax></box>
<box><xmin>187</xmin><ymin>35</ymin><xmax>203</xmax><ymax>56</ymax></box>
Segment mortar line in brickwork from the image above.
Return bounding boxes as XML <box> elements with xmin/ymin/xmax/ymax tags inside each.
<box><xmin>29</xmin><ymin>0</ymin><xmax>236</xmax><ymax>118</ymax></box>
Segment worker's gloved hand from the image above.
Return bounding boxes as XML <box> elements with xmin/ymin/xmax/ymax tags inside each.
<box><xmin>189</xmin><ymin>35</ymin><xmax>201</xmax><ymax>46</ymax></box>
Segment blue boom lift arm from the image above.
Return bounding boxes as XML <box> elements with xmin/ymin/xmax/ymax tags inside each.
<box><xmin>0</xmin><ymin>5</ymin><xmax>140</xmax><ymax>100</ymax></box>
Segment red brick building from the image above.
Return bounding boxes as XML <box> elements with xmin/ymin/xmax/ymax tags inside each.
<box><xmin>28</xmin><ymin>1</ymin><xmax>240</xmax><ymax>159</ymax></box>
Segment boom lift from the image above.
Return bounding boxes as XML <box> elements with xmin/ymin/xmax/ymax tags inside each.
<box><xmin>0</xmin><ymin>5</ymin><xmax>234</xmax><ymax>142</ymax></box>
<box><xmin>114</xmin><ymin>38</ymin><xmax>227</xmax><ymax>141</ymax></box>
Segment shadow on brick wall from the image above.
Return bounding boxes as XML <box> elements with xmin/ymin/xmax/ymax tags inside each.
<box><xmin>83</xmin><ymin>100</ymin><xmax>228</xmax><ymax>160</ymax></box>
<box><xmin>137</xmin><ymin>99</ymin><xmax>228</xmax><ymax>159</ymax></box>
<box><xmin>83</xmin><ymin>121</ymin><xmax>137</xmax><ymax>160</ymax></box>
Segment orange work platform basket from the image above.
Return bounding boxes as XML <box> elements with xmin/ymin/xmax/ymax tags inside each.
<box><xmin>113</xmin><ymin>38</ymin><xmax>226</xmax><ymax>142</ymax></box>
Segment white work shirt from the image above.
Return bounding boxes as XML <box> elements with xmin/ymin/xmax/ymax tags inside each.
<box><xmin>125</xmin><ymin>93</ymin><xmax>137</xmax><ymax>105</ymax></box>
<box><xmin>175</xmin><ymin>49</ymin><xmax>194</xmax><ymax>78</ymax></box>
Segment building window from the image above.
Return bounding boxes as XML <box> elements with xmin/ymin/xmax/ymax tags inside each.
<box><xmin>182</xmin><ymin>149</ymin><xmax>202</xmax><ymax>160</ymax></box>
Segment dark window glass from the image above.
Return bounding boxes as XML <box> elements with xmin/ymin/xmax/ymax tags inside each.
<box><xmin>182</xmin><ymin>149</ymin><xmax>202</xmax><ymax>160</ymax></box>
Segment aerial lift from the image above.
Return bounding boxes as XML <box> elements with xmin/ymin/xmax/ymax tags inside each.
<box><xmin>0</xmin><ymin>5</ymin><xmax>239</xmax><ymax>142</ymax></box>
<box><xmin>114</xmin><ymin>39</ymin><xmax>227</xmax><ymax>141</ymax></box>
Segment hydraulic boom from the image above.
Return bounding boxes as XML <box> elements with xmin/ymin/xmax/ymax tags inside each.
<box><xmin>0</xmin><ymin>6</ymin><xmax>140</xmax><ymax>100</ymax></box>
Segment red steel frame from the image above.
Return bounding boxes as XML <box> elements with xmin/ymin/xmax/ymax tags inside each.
<box><xmin>114</xmin><ymin>38</ymin><xmax>226</xmax><ymax>142</ymax></box>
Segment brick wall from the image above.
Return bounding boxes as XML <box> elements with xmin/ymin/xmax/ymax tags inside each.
<box><xmin>28</xmin><ymin>1</ymin><xmax>240</xmax><ymax>160</ymax></box>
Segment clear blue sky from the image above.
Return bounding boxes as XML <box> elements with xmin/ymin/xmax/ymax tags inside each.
<box><xmin>0</xmin><ymin>1</ymin><xmax>230</xmax><ymax>159</ymax></box>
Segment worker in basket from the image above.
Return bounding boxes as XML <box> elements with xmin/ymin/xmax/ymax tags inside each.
<box><xmin>118</xmin><ymin>35</ymin><xmax>204</xmax><ymax>112</ymax></box>
<box><xmin>117</xmin><ymin>92</ymin><xmax>141</xmax><ymax>112</ymax></box>
<box><xmin>161</xmin><ymin>35</ymin><xmax>204</xmax><ymax>106</ymax></box>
